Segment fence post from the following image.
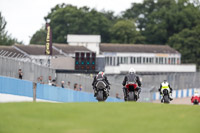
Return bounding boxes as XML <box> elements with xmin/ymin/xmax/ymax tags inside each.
<box><xmin>33</xmin><ymin>82</ymin><xmax>37</xmax><ymax>102</ymax></box>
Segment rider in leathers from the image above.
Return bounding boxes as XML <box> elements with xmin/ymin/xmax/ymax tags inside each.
<box><xmin>122</xmin><ymin>68</ymin><xmax>142</xmax><ymax>101</ymax></box>
<box><xmin>158</xmin><ymin>80</ymin><xmax>173</xmax><ymax>102</ymax></box>
<box><xmin>92</xmin><ymin>71</ymin><xmax>110</xmax><ymax>97</ymax></box>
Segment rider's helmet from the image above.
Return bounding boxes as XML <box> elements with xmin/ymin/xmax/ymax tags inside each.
<box><xmin>163</xmin><ymin>80</ymin><xmax>167</xmax><ymax>83</ymax></box>
<box><xmin>129</xmin><ymin>68</ymin><xmax>136</xmax><ymax>74</ymax></box>
<box><xmin>98</xmin><ymin>71</ymin><xmax>104</xmax><ymax>76</ymax></box>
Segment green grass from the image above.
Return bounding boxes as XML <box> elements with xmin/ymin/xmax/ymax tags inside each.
<box><xmin>0</xmin><ymin>102</ymin><xmax>199</xmax><ymax>133</ymax></box>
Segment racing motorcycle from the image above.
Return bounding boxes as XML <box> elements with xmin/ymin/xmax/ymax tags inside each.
<box><xmin>125</xmin><ymin>82</ymin><xmax>139</xmax><ymax>101</ymax></box>
<box><xmin>95</xmin><ymin>80</ymin><xmax>109</xmax><ymax>102</ymax></box>
<box><xmin>191</xmin><ymin>96</ymin><xmax>200</xmax><ymax>105</ymax></box>
<box><xmin>161</xmin><ymin>89</ymin><xmax>170</xmax><ymax>103</ymax></box>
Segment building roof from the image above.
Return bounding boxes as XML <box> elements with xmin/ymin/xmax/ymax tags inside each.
<box><xmin>67</xmin><ymin>34</ymin><xmax>101</xmax><ymax>43</ymax></box>
<box><xmin>53</xmin><ymin>43</ymin><xmax>91</xmax><ymax>53</ymax></box>
<box><xmin>0</xmin><ymin>46</ymin><xmax>24</xmax><ymax>57</ymax></box>
<box><xmin>100</xmin><ymin>43</ymin><xmax>180</xmax><ymax>54</ymax></box>
<box><xmin>15</xmin><ymin>44</ymin><xmax>61</xmax><ymax>55</ymax></box>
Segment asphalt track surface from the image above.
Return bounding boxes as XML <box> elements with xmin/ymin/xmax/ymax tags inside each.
<box><xmin>153</xmin><ymin>97</ymin><xmax>197</xmax><ymax>105</ymax></box>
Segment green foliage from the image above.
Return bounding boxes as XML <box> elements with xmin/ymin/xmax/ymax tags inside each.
<box><xmin>0</xmin><ymin>102</ymin><xmax>200</xmax><ymax>133</ymax></box>
<box><xmin>168</xmin><ymin>24</ymin><xmax>200</xmax><ymax>69</ymax></box>
<box><xmin>110</xmin><ymin>19</ymin><xmax>145</xmax><ymax>44</ymax></box>
<box><xmin>0</xmin><ymin>12</ymin><xmax>22</xmax><ymax>45</ymax></box>
<box><xmin>123</xmin><ymin>0</ymin><xmax>200</xmax><ymax>44</ymax></box>
<box><xmin>44</xmin><ymin>4</ymin><xmax>113</xmax><ymax>43</ymax></box>
<box><xmin>30</xmin><ymin>28</ymin><xmax>46</xmax><ymax>45</ymax></box>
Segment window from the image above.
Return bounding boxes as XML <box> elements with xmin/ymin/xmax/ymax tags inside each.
<box><xmin>130</xmin><ymin>57</ymin><xmax>133</xmax><ymax>64</ymax></box>
<box><xmin>110</xmin><ymin>57</ymin><xmax>112</xmax><ymax>65</ymax></box>
<box><xmin>147</xmin><ymin>58</ymin><xmax>149</xmax><ymax>63</ymax></box>
<box><xmin>156</xmin><ymin>57</ymin><xmax>159</xmax><ymax>64</ymax></box>
<box><xmin>137</xmin><ymin>57</ymin><xmax>141</xmax><ymax>64</ymax></box>
<box><xmin>164</xmin><ymin>58</ymin><xmax>167</xmax><ymax>64</ymax></box>
<box><xmin>117</xmin><ymin>57</ymin><xmax>120</xmax><ymax>65</ymax></box>
<box><xmin>168</xmin><ymin>58</ymin><xmax>171</xmax><ymax>64</ymax></box>
<box><xmin>149</xmin><ymin>57</ymin><xmax>154</xmax><ymax>64</ymax></box>
<box><xmin>106</xmin><ymin>57</ymin><xmax>109</xmax><ymax>65</ymax></box>
<box><xmin>143</xmin><ymin>57</ymin><xmax>146</xmax><ymax>64</ymax></box>
<box><xmin>159</xmin><ymin>57</ymin><xmax>163</xmax><ymax>64</ymax></box>
<box><xmin>124</xmin><ymin>57</ymin><xmax>128</xmax><ymax>64</ymax></box>
<box><xmin>171</xmin><ymin>58</ymin><xmax>175</xmax><ymax>64</ymax></box>
<box><xmin>177</xmin><ymin>58</ymin><xmax>180</xmax><ymax>64</ymax></box>
<box><xmin>131</xmin><ymin>57</ymin><xmax>136</xmax><ymax>64</ymax></box>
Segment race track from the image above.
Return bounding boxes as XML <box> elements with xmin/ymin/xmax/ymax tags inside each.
<box><xmin>153</xmin><ymin>97</ymin><xmax>195</xmax><ymax>105</ymax></box>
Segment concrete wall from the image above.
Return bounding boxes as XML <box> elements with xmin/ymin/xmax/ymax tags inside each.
<box><xmin>51</xmin><ymin>57</ymin><xmax>74</xmax><ymax>69</ymax></box>
<box><xmin>0</xmin><ymin>56</ymin><xmax>55</xmax><ymax>83</ymax></box>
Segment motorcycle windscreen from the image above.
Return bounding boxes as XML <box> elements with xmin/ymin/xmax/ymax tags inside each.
<box><xmin>96</xmin><ymin>81</ymin><xmax>107</xmax><ymax>90</ymax></box>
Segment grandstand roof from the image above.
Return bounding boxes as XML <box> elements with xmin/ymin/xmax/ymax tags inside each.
<box><xmin>0</xmin><ymin>46</ymin><xmax>24</xmax><ymax>57</ymax></box>
<box><xmin>14</xmin><ymin>44</ymin><xmax>61</xmax><ymax>55</ymax></box>
<box><xmin>100</xmin><ymin>43</ymin><xmax>180</xmax><ymax>54</ymax></box>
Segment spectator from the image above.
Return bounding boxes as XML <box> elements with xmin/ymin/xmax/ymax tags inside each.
<box><xmin>79</xmin><ymin>84</ymin><xmax>83</xmax><ymax>91</ymax></box>
<box><xmin>37</xmin><ymin>77</ymin><xmax>40</xmax><ymax>83</ymax></box>
<box><xmin>61</xmin><ymin>81</ymin><xmax>65</xmax><ymax>88</ymax></box>
<box><xmin>48</xmin><ymin>76</ymin><xmax>52</xmax><ymax>85</ymax></box>
<box><xmin>52</xmin><ymin>79</ymin><xmax>56</xmax><ymax>86</ymax></box>
<box><xmin>39</xmin><ymin>76</ymin><xmax>44</xmax><ymax>84</ymax></box>
<box><xmin>67</xmin><ymin>81</ymin><xmax>71</xmax><ymax>89</ymax></box>
<box><xmin>116</xmin><ymin>93</ymin><xmax>121</xmax><ymax>99</ymax></box>
<box><xmin>74</xmin><ymin>83</ymin><xmax>78</xmax><ymax>91</ymax></box>
<box><xmin>18</xmin><ymin>69</ymin><xmax>23</xmax><ymax>79</ymax></box>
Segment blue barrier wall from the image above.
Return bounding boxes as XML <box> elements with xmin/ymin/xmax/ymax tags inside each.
<box><xmin>0</xmin><ymin>76</ymin><xmax>33</xmax><ymax>97</ymax></box>
<box><xmin>152</xmin><ymin>88</ymin><xmax>200</xmax><ymax>100</ymax></box>
<box><xmin>0</xmin><ymin>76</ymin><xmax>122</xmax><ymax>102</ymax></box>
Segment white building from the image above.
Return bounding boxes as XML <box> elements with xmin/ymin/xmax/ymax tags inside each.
<box><xmin>100</xmin><ymin>43</ymin><xmax>196</xmax><ymax>74</ymax></box>
<box><xmin>67</xmin><ymin>34</ymin><xmax>101</xmax><ymax>55</ymax></box>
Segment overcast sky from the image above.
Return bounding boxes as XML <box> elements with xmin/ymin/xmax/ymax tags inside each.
<box><xmin>0</xmin><ymin>0</ymin><xmax>143</xmax><ymax>45</ymax></box>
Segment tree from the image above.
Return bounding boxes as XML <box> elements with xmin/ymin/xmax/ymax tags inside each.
<box><xmin>110</xmin><ymin>19</ymin><xmax>145</xmax><ymax>44</ymax></box>
<box><xmin>0</xmin><ymin>12</ymin><xmax>21</xmax><ymax>45</ymax></box>
<box><xmin>42</xmin><ymin>4</ymin><xmax>114</xmax><ymax>43</ymax></box>
<box><xmin>30</xmin><ymin>28</ymin><xmax>46</xmax><ymax>45</ymax></box>
<box><xmin>168</xmin><ymin>24</ymin><xmax>200</xmax><ymax>69</ymax></box>
<box><xmin>123</xmin><ymin>0</ymin><xmax>200</xmax><ymax>44</ymax></box>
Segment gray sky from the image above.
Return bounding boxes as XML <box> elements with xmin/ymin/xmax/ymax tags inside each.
<box><xmin>0</xmin><ymin>0</ymin><xmax>143</xmax><ymax>45</ymax></box>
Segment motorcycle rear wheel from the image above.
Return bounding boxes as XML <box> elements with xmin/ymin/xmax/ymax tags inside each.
<box><xmin>128</xmin><ymin>91</ymin><xmax>135</xmax><ymax>101</ymax></box>
<box><xmin>163</xmin><ymin>95</ymin><xmax>170</xmax><ymax>103</ymax></box>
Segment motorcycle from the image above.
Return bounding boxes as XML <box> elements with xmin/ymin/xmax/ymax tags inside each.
<box><xmin>125</xmin><ymin>83</ymin><xmax>139</xmax><ymax>101</ymax></box>
<box><xmin>95</xmin><ymin>80</ymin><xmax>109</xmax><ymax>102</ymax></box>
<box><xmin>161</xmin><ymin>89</ymin><xmax>170</xmax><ymax>103</ymax></box>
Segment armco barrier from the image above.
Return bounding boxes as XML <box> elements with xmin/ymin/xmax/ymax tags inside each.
<box><xmin>0</xmin><ymin>76</ymin><xmax>123</xmax><ymax>102</ymax></box>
